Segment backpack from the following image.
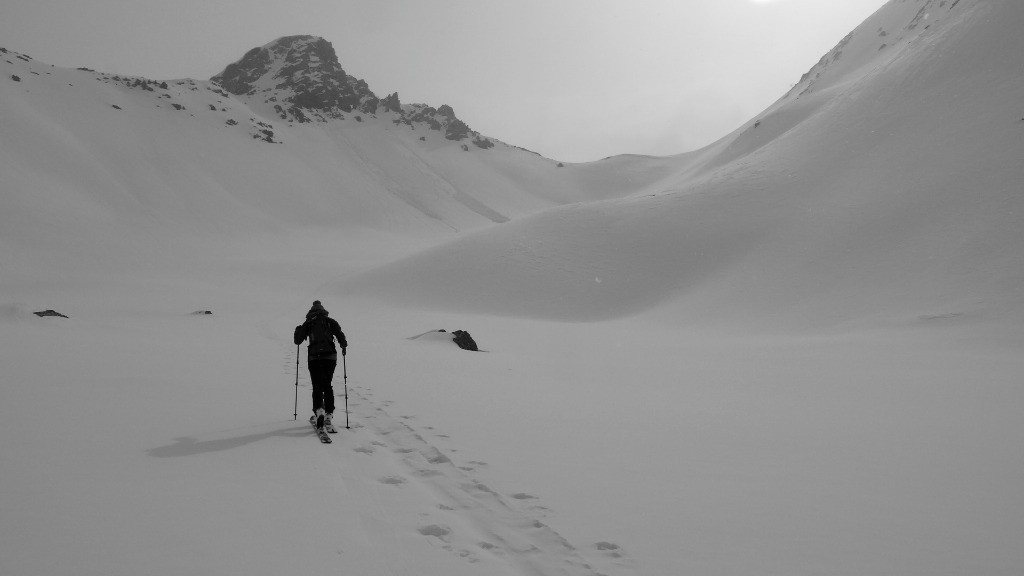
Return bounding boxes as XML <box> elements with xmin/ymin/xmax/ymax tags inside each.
<box><xmin>307</xmin><ymin>316</ymin><xmax>336</xmax><ymax>356</ymax></box>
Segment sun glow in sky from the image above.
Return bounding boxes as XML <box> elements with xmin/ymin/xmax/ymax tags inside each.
<box><xmin>1</xmin><ymin>0</ymin><xmax>885</xmax><ymax>162</ymax></box>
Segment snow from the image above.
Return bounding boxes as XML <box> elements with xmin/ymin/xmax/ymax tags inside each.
<box><xmin>3</xmin><ymin>1</ymin><xmax>1024</xmax><ymax>574</ymax></box>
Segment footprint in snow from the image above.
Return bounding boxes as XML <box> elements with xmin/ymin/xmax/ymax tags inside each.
<box><xmin>417</xmin><ymin>525</ymin><xmax>481</xmax><ymax>564</ymax></box>
<box><xmin>417</xmin><ymin>524</ymin><xmax>451</xmax><ymax>539</ymax></box>
<box><xmin>377</xmin><ymin>476</ymin><xmax>406</xmax><ymax>486</ymax></box>
<box><xmin>509</xmin><ymin>492</ymin><xmax>550</xmax><ymax>513</ymax></box>
<box><xmin>592</xmin><ymin>540</ymin><xmax>635</xmax><ymax>569</ymax></box>
<box><xmin>419</xmin><ymin>446</ymin><xmax>452</xmax><ymax>465</ymax></box>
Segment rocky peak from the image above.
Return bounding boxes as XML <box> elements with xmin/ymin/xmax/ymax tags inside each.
<box><xmin>211</xmin><ymin>35</ymin><xmax>379</xmax><ymax>121</ymax></box>
<box><xmin>211</xmin><ymin>35</ymin><xmax>496</xmax><ymax>148</ymax></box>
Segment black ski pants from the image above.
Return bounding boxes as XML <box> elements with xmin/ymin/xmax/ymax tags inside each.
<box><xmin>308</xmin><ymin>358</ymin><xmax>337</xmax><ymax>414</ymax></box>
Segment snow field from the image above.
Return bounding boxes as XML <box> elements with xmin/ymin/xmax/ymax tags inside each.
<box><xmin>3</xmin><ymin>1</ymin><xmax>1024</xmax><ymax>574</ymax></box>
<box><xmin>0</xmin><ymin>305</ymin><xmax>634</xmax><ymax>575</ymax></box>
<box><xmin>338</xmin><ymin>302</ymin><xmax>1024</xmax><ymax>576</ymax></box>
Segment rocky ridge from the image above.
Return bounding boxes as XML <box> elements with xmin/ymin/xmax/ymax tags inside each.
<box><xmin>211</xmin><ymin>35</ymin><xmax>494</xmax><ymax>148</ymax></box>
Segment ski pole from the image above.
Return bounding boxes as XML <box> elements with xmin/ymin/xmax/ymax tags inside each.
<box><xmin>294</xmin><ymin>345</ymin><xmax>299</xmax><ymax>421</ymax></box>
<box><xmin>343</xmin><ymin>352</ymin><xmax>350</xmax><ymax>429</ymax></box>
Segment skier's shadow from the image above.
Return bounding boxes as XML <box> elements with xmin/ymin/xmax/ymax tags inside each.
<box><xmin>147</xmin><ymin>425</ymin><xmax>311</xmax><ymax>457</ymax></box>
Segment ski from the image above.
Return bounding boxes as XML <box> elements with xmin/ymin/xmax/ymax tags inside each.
<box><xmin>312</xmin><ymin>414</ymin><xmax>339</xmax><ymax>434</ymax></box>
<box><xmin>317</xmin><ymin>428</ymin><xmax>332</xmax><ymax>443</ymax></box>
<box><xmin>310</xmin><ymin>416</ymin><xmax>333</xmax><ymax>443</ymax></box>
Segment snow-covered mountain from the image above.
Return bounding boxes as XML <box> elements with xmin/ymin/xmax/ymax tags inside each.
<box><xmin>3</xmin><ymin>2</ymin><xmax>1024</xmax><ymax>576</ymax></box>
<box><xmin>343</xmin><ymin>0</ymin><xmax>1024</xmax><ymax>328</ymax></box>
<box><xmin>1</xmin><ymin>35</ymin><xmax>670</xmax><ymax>263</ymax></box>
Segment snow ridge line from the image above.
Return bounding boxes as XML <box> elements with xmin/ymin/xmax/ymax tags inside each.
<box><xmin>345</xmin><ymin>385</ymin><xmax>635</xmax><ymax>576</ymax></box>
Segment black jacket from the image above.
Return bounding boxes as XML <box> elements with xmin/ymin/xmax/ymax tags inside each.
<box><xmin>294</xmin><ymin>311</ymin><xmax>347</xmax><ymax>362</ymax></box>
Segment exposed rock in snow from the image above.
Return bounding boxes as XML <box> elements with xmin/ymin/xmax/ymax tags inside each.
<box><xmin>211</xmin><ymin>35</ymin><xmax>378</xmax><ymax>121</ymax></box>
<box><xmin>33</xmin><ymin>309</ymin><xmax>69</xmax><ymax>318</ymax></box>
<box><xmin>407</xmin><ymin>329</ymin><xmax>480</xmax><ymax>351</ymax></box>
<box><xmin>211</xmin><ymin>35</ymin><xmax>490</xmax><ymax>144</ymax></box>
<box><xmin>450</xmin><ymin>330</ymin><xmax>479</xmax><ymax>351</ymax></box>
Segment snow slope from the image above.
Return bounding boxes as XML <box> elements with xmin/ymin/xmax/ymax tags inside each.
<box><xmin>0</xmin><ymin>42</ymin><xmax>674</xmax><ymax>313</ymax></box>
<box><xmin>3</xmin><ymin>1</ymin><xmax>1024</xmax><ymax>575</ymax></box>
<box><xmin>343</xmin><ymin>0</ymin><xmax>1024</xmax><ymax>329</ymax></box>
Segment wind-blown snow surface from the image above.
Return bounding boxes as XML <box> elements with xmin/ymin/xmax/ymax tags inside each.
<box><xmin>3</xmin><ymin>1</ymin><xmax>1024</xmax><ymax>575</ymax></box>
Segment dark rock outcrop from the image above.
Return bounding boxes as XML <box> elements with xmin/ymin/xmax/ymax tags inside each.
<box><xmin>212</xmin><ymin>35</ymin><xmax>494</xmax><ymax>147</ymax></box>
<box><xmin>380</xmin><ymin>92</ymin><xmax>402</xmax><ymax>113</ymax></box>
<box><xmin>444</xmin><ymin>118</ymin><xmax>472</xmax><ymax>141</ymax></box>
<box><xmin>451</xmin><ymin>330</ymin><xmax>479</xmax><ymax>351</ymax></box>
<box><xmin>211</xmin><ymin>35</ymin><xmax>378</xmax><ymax>121</ymax></box>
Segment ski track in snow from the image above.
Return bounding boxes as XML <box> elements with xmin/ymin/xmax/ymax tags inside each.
<box><xmin>336</xmin><ymin>382</ymin><xmax>635</xmax><ymax>576</ymax></box>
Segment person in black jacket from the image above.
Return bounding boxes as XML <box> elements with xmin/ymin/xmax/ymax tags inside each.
<box><xmin>293</xmin><ymin>300</ymin><xmax>347</xmax><ymax>431</ymax></box>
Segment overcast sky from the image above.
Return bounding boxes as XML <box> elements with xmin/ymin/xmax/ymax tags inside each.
<box><xmin>2</xmin><ymin>0</ymin><xmax>884</xmax><ymax>162</ymax></box>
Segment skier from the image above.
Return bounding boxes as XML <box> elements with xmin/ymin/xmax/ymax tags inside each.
<box><xmin>293</xmin><ymin>300</ymin><xmax>347</xmax><ymax>433</ymax></box>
